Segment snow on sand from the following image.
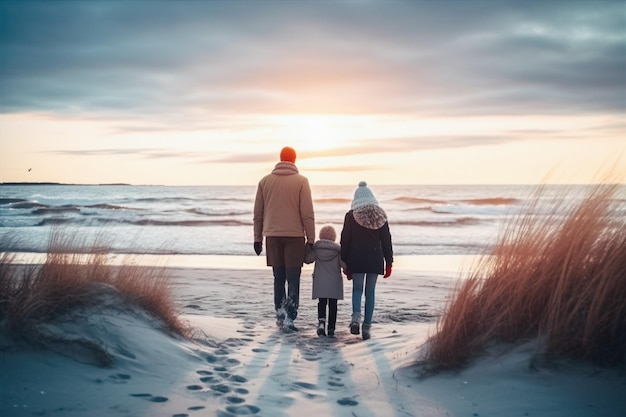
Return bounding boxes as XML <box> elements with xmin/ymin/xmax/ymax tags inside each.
<box><xmin>1</xmin><ymin>260</ymin><xmax>625</xmax><ymax>417</ymax></box>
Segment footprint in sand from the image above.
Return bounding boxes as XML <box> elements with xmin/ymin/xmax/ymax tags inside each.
<box><xmin>211</xmin><ymin>384</ymin><xmax>231</xmax><ymax>394</ymax></box>
<box><xmin>293</xmin><ymin>381</ymin><xmax>317</xmax><ymax>390</ymax></box>
<box><xmin>337</xmin><ymin>397</ymin><xmax>359</xmax><ymax>406</ymax></box>
<box><xmin>228</xmin><ymin>375</ymin><xmax>247</xmax><ymax>383</ymax></box>
<box><xmin>225</xmin><ymin>396</ymin><xmax>246</xmax><ymax>404</ymax></box>
<box><xmin>197</xmin><ymin>370</ymin><xmax>213</xmax><ymax>376</ymax></box>
<box><xmin>330</xmin><ymin>363</ymin><xmax>349</xmax><ymax>374</ymax></box>
<box><xmin>292</xmin><ymin>381</ymin><xmax>323</xmax><ymax>400</ymax></box>
<box><xmin>328</xmin><ymin>377</ymin><xmax>344</xmax><ymax>390</ymax></box>
<box><xmin>225</xmin><ymin>337</ymin><xmax>254</xmax><ymax>348</ymax></box>
<box><xmin>304</xmin><ymin>356</ymin><xmax>321</xmax><ymax>362</ymax></box>
<box><xmin>150</xmin><ymin>396</ymin><xmax>169</xmax><ymax>403</ymax></box>
<box><xmin>225</xmin><ymin>404</ymin><xmax>261</xmax><ymax>415</ymax></box>
<box><xmin>129</xmin><ymin>393</ymin><xmax>169</xmax><ymax>403</ymax></box>
<box><xmin>205</xmin><ymin>353</ymin><xmax>221</xmax><ymax>363</ymax></box>
<box><xmin>191</xmin><ymin>324</ymin><xmax>260</xmax><ymax>416</ymax></box>
<box><xmin>96</xmin><ymin>373</ymin><xmax>132</xmax><ymax>384</ymax></box>
<box><xmin>236</xmin><ymin>329</ymin><xmax>258</xmax><ymax>338</ymax></box>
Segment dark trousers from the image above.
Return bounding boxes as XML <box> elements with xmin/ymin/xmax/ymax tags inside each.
<box><xmin>273</xmin><ymin>266</ymin><xmax>301</xmax><ymax>320</ymax></box>
<box><xmin>318</xmin><ymin>298</ymin><xmax>338</xmax><ymax>330</ymax></box>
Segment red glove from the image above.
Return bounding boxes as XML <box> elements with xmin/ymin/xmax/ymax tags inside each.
<box><xmin>383</xmin><ymin>265</ymin><xmax>392</xmax><ymax>278</ymax></box>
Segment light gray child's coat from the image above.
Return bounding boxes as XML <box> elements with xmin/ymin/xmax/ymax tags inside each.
<box><xmin>305</xmin><ymin>240</ymin><xmax>345</xmax><ymax>300</ymax></box>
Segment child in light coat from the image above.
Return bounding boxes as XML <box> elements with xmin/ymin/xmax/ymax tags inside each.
<box><xmin>305</xmin><ymin>225</ymin><xmax>345</xmax><ymax>337</ymax></box>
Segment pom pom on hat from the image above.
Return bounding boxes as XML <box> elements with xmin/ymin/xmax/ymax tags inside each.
<box><xmin>280</xmin><ymin>146</ymin><xmax>296</xmax><ymax>163</ymax></box>
<box><xmin>319</xmin><ymin>225</ymin><xmax>336</xmax><ymax>242</ymax></box>
<box><xmin>351</xmin><ymin>181</ymin><xmax>378</xmax><ymax>210</ymax></box>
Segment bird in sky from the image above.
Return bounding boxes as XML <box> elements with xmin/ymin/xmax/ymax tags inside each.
<box><xmin>28</xmin><ymin>168</ymin><xmax>32</xmax><ymax>172</ymax></box>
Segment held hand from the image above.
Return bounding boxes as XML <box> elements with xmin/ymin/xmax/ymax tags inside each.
<box><xmin>254</xmin><ymin>242</ymin><xmax>262</xmax><ymax>256</ymax></box>
<box><xmin>383</xmin><ymin>265</ymin><xmax>392</xmax><ymax>278</ymax></box>
<box><xmin>342</xmin><ymin>268</ymin><xmax>351</xmax><ymax>280</ymax></box>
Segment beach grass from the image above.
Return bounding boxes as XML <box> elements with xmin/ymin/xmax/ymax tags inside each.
<box><xmin>0</xmin><ymin>229</ymin><xmax>188</xmax><ymax>342</ymax></box>
<box><xmin>425</xmin><ymin>183</ymin><xmax>626</xmax><ymax>370</ymax></box>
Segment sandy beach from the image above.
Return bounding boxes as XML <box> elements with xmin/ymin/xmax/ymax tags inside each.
<box><xmin>2</xmin><ymin>257</ymin><xmax>625</xmax><ymax>417</ymax></box>
<box><xmin>2</xmin><ymin>0</ymin><xmax>625</xmax><ymax>414</ymax></box>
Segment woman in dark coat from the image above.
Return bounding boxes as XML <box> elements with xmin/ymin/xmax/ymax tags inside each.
<box><xmin>340</xmin><ymin>181</ymin><xmax>393</xmax><ymax>340</ymax></box>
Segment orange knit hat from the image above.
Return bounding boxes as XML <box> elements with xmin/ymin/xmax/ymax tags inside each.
<box><xmin>280</xmin><ymin>146</ymin><xmax>296</xmax><ymax>163</ymax></box>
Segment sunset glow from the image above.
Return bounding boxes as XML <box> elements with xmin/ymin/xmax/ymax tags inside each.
<box><xmin>0</xmin><ymin>2</ymin><xmax>624</xmax><ymax>185</ymax></box>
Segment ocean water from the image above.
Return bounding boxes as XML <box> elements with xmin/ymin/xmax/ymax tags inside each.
<box><xmin>1</xmin><ymin>184</ymin><xmax>624</xmax><ymax>258</ymax></box>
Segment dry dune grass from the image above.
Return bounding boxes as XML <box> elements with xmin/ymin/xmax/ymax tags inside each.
<box><xmin>0</xmin><ymin>230</ymin><xmax>188</xmax><ymax>342</ymax></box>
<box><xmin>426</xmin><ymin>184</ymin><xmax>626</xmax><ymax>370</ymax></box>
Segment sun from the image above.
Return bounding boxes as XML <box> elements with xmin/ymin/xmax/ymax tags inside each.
<box><xmin>276</xmin><ymin>114</ymin><xmax>348</xmax><ymax>153</ymax></box>
<box><xmin>298</xmin><ymin>117</ymin><xmax>340</xmax><ymax>151</ymax></box>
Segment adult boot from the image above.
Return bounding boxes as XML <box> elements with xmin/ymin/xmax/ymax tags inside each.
<box><xmin>362</xmin><ymin>323</ymin><xmax>371</xmax><ymax>340</ymax></box>
<box><xmin>350</xmin><ymin>313</ymin><xmax>361</xmax><ymax>335</ymax></box>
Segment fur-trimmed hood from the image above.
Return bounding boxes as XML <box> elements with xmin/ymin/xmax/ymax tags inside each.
<box><xmin>272</xmin><ymin>161</ymin><xmax>299</xmax><ymax>175</ymax></box>
<box><xmin>353</xmin><ymin>204</ymin><xmax>388</xmax><ymax>230</ymax></box>
<box><xmin>313</xmin><ymin>239</ymin><xmax>341</xmax><ymax>262</ymax></box>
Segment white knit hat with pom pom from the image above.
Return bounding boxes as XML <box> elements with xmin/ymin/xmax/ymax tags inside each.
<box><xmin>351</xmin><ymin>181</ymin><xmax>378</xmax><ymax>210</ymax></box>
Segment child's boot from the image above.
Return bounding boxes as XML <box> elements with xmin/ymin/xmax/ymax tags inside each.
<box><xmin>317</xmin><ymin>319</ymin><xmax>326</xmax><ymax>336</ymax></box>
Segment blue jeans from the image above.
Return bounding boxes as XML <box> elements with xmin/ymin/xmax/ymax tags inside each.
<box><xmin>273</xmin><ymin>266</ymin><xmax>301</xmax><ymax>320</ymax></box>
<box><xmin>351</xmin><ymin>272</ymin><xmax>378</xmax><ymax>326</ymax></box>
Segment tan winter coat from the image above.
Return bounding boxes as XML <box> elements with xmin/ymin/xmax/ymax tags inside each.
<box><xmin>253</xmin><ymin>162</ymin><xmax>315</xmax><ymax>243</ymax></box>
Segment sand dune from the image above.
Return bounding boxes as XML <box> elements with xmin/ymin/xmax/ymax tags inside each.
<box><xmin>1</xmin><ymin>264</ymin><xmax>625</xmax><ymax>417</ymax></box>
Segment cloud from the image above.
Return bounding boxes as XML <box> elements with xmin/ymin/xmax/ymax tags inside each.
<box><xmin>1</xmin><ymin>0</ymin><xmax>624</xmax><ymax>126</ymax></box>
<box><xmin>203</xmin><ymin>135</ymin><xmax>517</xmax><ymax>164</ymax></box>
<box><xmin>305</xmin><ymin>165</ymin><xmax>386</xmax><ymax>173</ymax></box>
<box><xmin>56</xmin><ymin>124</ymin><xmax>610</xmax><ymax>166</ymax></box>
<box><xmin>49</xmin><ymin>148</ymin><xmax>199</xmax><ymax>160</ymax></box>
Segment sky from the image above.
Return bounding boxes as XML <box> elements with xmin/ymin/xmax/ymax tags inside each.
<box><xmin>1</xmin><ymin>0</ymin><xmax>625</xmax><ymax>186</ymax></box>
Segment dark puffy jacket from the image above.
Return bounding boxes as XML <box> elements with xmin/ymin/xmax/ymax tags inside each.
<box><xmin>340</xmin><ymin>205</ymin><xmax>393</xmax><ymax>275</ymax></box>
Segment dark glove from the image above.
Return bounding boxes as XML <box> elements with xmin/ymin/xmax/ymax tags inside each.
<box><xmin>384</xmin><ymin>265</ymin><xmax>392</xmax><ymax>278</ymax></box>
<box><xmin>343</xmin><ymin>269</ymin><xmax>352</xmax><ymax>280</ymax></box>
<box><xmin>254</xmin><ymin>241</ymin><xmax>262</xmax><ymax>256</ymax></box>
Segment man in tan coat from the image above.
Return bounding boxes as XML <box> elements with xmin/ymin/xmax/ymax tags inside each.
<box><xmin>253</xmin><ymin>147</ymin><xmax>315</xmax><ymax>332</ymax></box>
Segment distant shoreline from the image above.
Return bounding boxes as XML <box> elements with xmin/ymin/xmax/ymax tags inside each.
<box><xmin>1</xmin><ymin>182</ymin><xmax>622</xmax><ymax>187</ymax></box>
<box><xmin>0</xmin><ymin>182</ymin><xmax>133</xmax><ymax>186</ymax></box>
<box><xmin>0</xmin><ymin>252</ymin><xmax>473</xmax><ymax>274</ymax></box>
